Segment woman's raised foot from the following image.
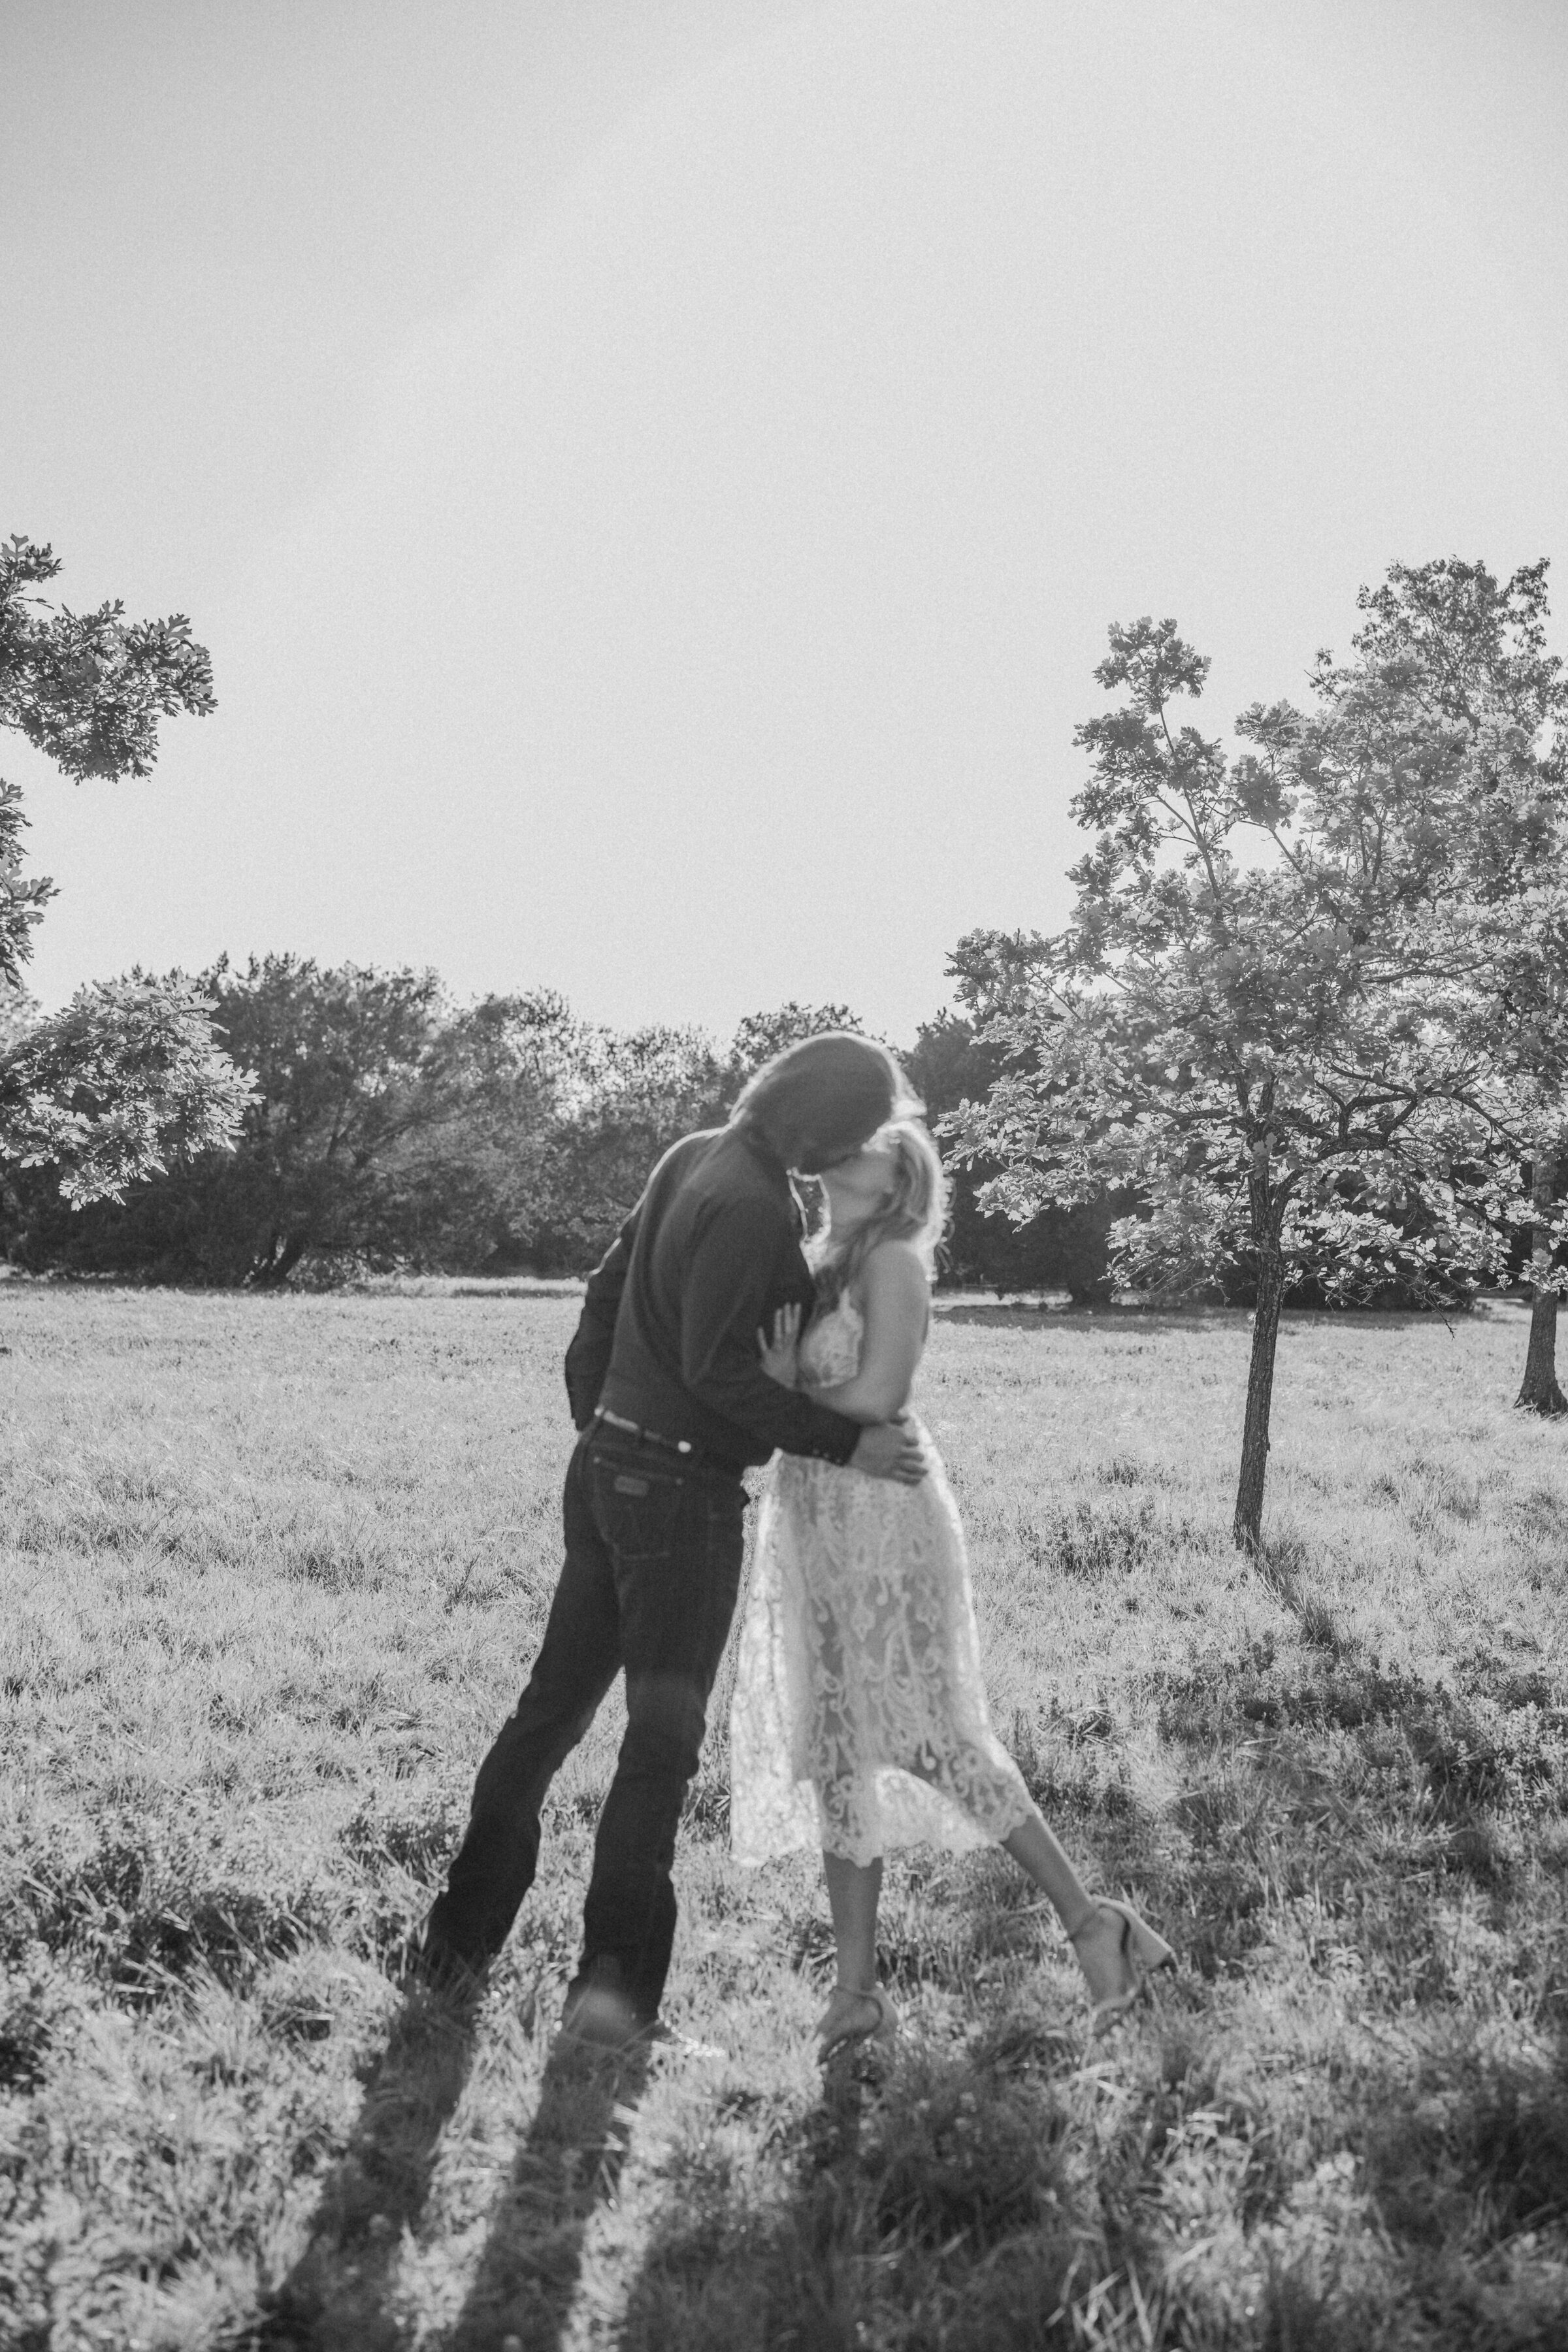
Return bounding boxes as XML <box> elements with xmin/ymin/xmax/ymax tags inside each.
<box><xmin>1067</xmin><ymin>1899</ymin><xmax>1174</xmax><ymax>2034</ymax></box>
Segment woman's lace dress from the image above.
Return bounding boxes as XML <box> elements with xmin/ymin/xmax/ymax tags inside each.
<box><xmin>729</xmin><ymin>1291</ymin><xmax>1034</xmax><ymax>1867</ymax></box>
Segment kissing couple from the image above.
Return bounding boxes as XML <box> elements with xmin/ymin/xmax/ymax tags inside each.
<box><xmin>413</xmin><ymin>1033</ymin><xmax>1173</xmax><ymax>2057</ymax></box>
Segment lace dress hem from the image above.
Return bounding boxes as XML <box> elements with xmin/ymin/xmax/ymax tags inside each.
<box><xmin>729</xmin><ymin>1296</ymin><xmax>1034</xmax><ymax>1867</ymax></box>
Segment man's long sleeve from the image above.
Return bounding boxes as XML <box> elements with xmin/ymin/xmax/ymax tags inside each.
<box><xmin>563</xmin><ymin>1207</ymin><xmax>638</xmax><ymax>1428</ymax></box>
<box><xmin>679</xmin><ymin>1200</ymin><xmax>860</xmax><ymax>1463</ymax></box>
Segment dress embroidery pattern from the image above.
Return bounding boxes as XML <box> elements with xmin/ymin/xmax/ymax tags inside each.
<box><xmin>730</xmin><ymin>1293</ymin><xmax>1034</xmax><ymax>1866</ymax></box>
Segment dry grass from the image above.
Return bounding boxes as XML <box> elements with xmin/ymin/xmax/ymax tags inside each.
<box><xmin>4</xmin><ymin>1284</ymin><xmax>1568</xmax><ymax>2349</ymax></box>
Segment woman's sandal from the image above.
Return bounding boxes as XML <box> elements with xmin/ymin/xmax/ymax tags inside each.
<box><xmin>815</xmin><ymin>1982</ymin><xmax>900</xmax><ymax>2063</ymax></box>
<box><xmin>1068</xmin><ymin>1898</ymin><xmax>1175</xmax><ymax>2034</ymax></box>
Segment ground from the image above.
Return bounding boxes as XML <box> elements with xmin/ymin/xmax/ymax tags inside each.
<box><xmin>3</xmin><ymin>1282</ymin><xmax>1568</xmax><ymax>2350</ymax></box>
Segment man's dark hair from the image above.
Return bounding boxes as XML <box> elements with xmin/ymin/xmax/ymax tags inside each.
<box><xmin>730</xmin><ymin>1032</ymin><xmax>913</xmax><ymax>1174</ymax></box>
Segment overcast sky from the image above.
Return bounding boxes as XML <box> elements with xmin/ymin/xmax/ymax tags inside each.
<box><xmin>5</xmin><ymin>0</ymin><xmax>1567</xmax><ymax>1047</ymax></box>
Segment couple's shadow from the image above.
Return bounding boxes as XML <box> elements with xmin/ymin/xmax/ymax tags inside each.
<box><xmin>257</xmin><ymin>1976</ymin><xmax>649</xmax><ymax>2351</ymax></box>
<box><xmin>451</xmin><ymin>2030</ymin><xmax>650</xmax><ymax>2349</ymax></box>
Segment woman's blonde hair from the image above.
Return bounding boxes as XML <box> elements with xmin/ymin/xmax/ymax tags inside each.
<box><xmin>813</xmin><ymin>1115</ymin><xmax>948</xmax><ymax>1299</ymax></box>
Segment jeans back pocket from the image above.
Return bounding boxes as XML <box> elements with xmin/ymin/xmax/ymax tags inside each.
<box><xmin>587</xmin><ymin>1448</ymin><xmax>687</xmax><ymax>1564</ymax></box>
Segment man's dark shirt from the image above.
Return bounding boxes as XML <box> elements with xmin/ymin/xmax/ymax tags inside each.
<box><xmin>563</xmin><ymin>1123</ymin><xmax>862</xmax><ymax>1471</ymax></box>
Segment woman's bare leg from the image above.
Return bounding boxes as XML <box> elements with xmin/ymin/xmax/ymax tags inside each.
<box><xmin>823</xmin><ymin>1850</ymin><xmax>882</xmax><ymax>1990</ymax></box>
<box><xmin>814</xmin><ymin>1851</ymin><xmax>894</xmax><ymax>2053</ymax></box>
<box><xmin>1001</xmin><ymin>1810</ymin><xmax>1095</xmax><ymax>1935</ymax></box>
<box><xmin>1003</xmin><ymin>1808</ymin><xmax>1136</xmax><ymax>2009</ymax></box>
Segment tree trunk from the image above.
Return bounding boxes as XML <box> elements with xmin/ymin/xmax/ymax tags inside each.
<box><xmin>1516</xmin><ymin>1146</ymin><xmax>1565</xmax><ymax>1414</ymax></box>
<box><xmin>1233</xmin><ymin>1207</ymin><xmax>1286</xmax><ymax>1552</ymax></box>
<box><xmin>249</xmin><ymin>1231</ymin><xmax>310</xmax><ymax>1288</ymax></box>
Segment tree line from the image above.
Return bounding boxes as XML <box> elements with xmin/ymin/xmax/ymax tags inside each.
<box><xmin>3</xmin><ymin>532</ymin><xmax>1565</xmax><ymax>1554</ymax></box>
<box><xmin>0</xmin><ymin>966</ymin><xmax>1115</xmax><ymax>1298</ymax></box>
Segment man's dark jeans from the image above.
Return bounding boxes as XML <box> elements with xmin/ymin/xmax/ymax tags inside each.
<box><xmin>423</xmin><ymin>1426</ymin><xmax>747</xmax><ymax>2023</ymax></box>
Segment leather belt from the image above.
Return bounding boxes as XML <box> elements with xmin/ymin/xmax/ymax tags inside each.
<box><xmin>589</xmin><ymin>1408</ymin><xmax>744</xmax><ymax>1481</ymax></box>
<box><xmin>593</xmin><ymin>1406</ymin><xmax>695</xmax><ymax>1457</ymax></box>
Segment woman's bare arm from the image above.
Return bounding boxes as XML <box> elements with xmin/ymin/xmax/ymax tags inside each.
<box><xmin>811</xmin><ymin>1241</ymin><xmax>930</xmax><ymax>1422</ymax></box>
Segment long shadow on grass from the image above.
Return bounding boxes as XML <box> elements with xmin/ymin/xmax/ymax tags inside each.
<box><xmin>617</xmin><ymin>2040</ymin><xmax>1081</xmax><ymax>2352</ymax></box>
<box><xmin>444</xmin><ymin>2035</ymin><xmax>650</xmax><ymax>2351</ymax></box>
<box><xmin>1141</xmin><ymin>1564</ymin><xmax>1568</xmax><ymax>2340</ymax></box>
<box><xmin>1245</xmin><ymin>1533</ymin><xmax>1551</xmax><ymax>1893</ymax></box>
<box><xmin>1154</xmin><ymin>1626</ymin><xmax>1531</xmax><ymax>1987</ymax></box>
<box><xmin>255</xmin><ymin>1979</ymin><xmax>485</xmax><ymax>2349</ymax></box>
<box><xmin>606</xmin><ymin>1619</ymin><xmax>1568</xmax><ymax>2352</ymax></box>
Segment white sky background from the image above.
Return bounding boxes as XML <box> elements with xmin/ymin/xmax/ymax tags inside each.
<box><xmin>5</xmin><ymin>0</ymin><xmax>1567</xmax><ymax>1049</ymax></box>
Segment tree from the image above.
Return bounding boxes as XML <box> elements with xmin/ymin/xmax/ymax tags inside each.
<box><xmin>1</xmin><ymin>532</ymin><xmax>242</xmax><ymax>1202</ymax></box>
<box><xmin>213</xmin><ymin>956</ymin><xmax>478</xmax><ymax>1284</ymax></box>
<box><xmin>1</xmin><ymin>779</ymin><xmax>54</xmax><ymax>991</ymax></box>
<box><xmin>378</xmin><ymin>990</ymin><xmax>595</xmax><ymax>1273</ymax></box>
<box><xmin>1322</xmin><ymin>559</ymin><xmax>1568</xmax><ymax>1411</ymax></box>
<box><xmin>0</xmin><ymin>977</ymin><xmax>253</xmax><ymax>1211</ymax></box>
<box><xmin>151</xmin><ymin>956</ymin><xmax>470</xmax><ymax>1284</ymax></box>
<box><xmin>949</xmin><ymin>603</ymin><xmax>1531</xmax><ymax>1551</ymax></box>
<box><xmin>726</xmin><ymin>1002</ymin><xmax>866</xmax><ymax>1083</ymax></box>
<box><xmin>521</xmin><ymin>1023</ymin><xmax>731</xmax><ymax>1269</ymax></box>
<box><xmin>7</xmin><ymin>958</ymin><xmax>481</xmax><ymax>1281</ymax></box>
<box><xmin>0</xmin><ymin>535</ymin><xmax>214</xmax><ymax>791</ymax></box>
<box><xmin>906</xmin><ymin>1007</ymin><xmax>1121</xmax><ymax>1298</ymax></box>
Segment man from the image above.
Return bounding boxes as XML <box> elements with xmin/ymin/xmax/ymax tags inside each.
<box><xmin>414</xmin><ymin>1032</ymin><xmax>927</xmax><ymax>2046</ymax></box>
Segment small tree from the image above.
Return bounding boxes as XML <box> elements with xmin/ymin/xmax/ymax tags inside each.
<box><xmin>949</xmin><ymin>608</ymin><xmax>1528</xmax><ymax>1550</ymax></box>
<box><xmin>1322</xmin><ymin>559</ymin><xmax>1568</xmax><ymax>1412</ymax></box>
<box><xmin>0</xmin><ymin>533</ymin><xmax>244</xmax><ymax>1206</ymax></box>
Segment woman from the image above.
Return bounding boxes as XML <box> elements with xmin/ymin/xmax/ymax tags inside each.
<box><xmin>728</xmin><ymin>1113</ymin><xmax>1173</xmax><ymax>2057</ymax></box>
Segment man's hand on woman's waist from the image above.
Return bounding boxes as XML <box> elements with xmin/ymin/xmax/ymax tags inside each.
<box><xmin>848</xmin><ymin>1418</ymin><xmax>927</xmax><ymax>1485</ymax></box>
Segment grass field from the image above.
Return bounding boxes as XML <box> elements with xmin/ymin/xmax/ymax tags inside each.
<box><xmin>5</xmin><ymin>1283</ymin><xmax>1568</xmax><ymax>2351</ymax></box>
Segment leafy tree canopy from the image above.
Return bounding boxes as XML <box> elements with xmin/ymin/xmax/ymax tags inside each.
<box><xmin>729</xmin><ymin>1002</ymin><xmax>866</xmax><ymax>1077</ymax></box>
<box><xmin>1</xmin><ymin>532</ymin><xmax>240</xmax><ymax>1204</ymax></box>
<box><xmin>906</xmin><ymin>1008</ymin><xmax>1122</xmax><ymax>1299</ymax></box>
<box><xmin>1</xmin><ymin>534</ymin><xmax>216</xmax><ymax>982</ymax></box>
<box><xmin>949</xmin><ymin>568</ymin><xmax>1567</xmax><ymax>1541</ymax></box>
<box><xmin>1318</xmin><ymin>560</ymin><xmax>1568</xmax><ymax>1409</ymax></box>
<box><xmin>0</xmin><ymin>977</ymin><xmax>253</xmax><ymax>1209</ymax></box>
